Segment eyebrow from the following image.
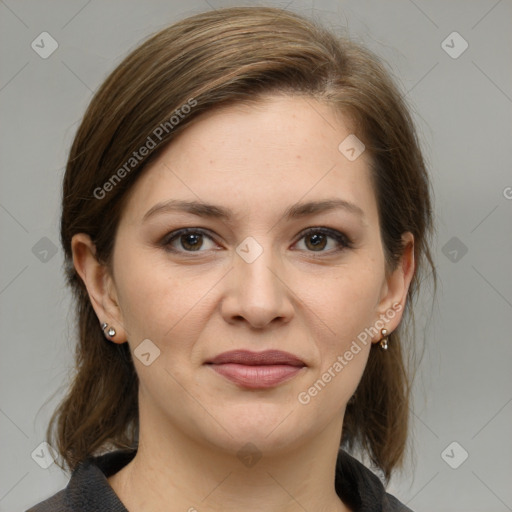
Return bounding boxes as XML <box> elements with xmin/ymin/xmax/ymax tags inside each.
<box><xmin>142</xmin><ymin>198</ymin><xmax>366</xmax><ymax>224</ymax></box>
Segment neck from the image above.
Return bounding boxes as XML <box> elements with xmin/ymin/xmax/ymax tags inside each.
<box><xmin>108</xmin><ymin>409</ymin><xmax>351</xmax><ymax>512</ymax></box>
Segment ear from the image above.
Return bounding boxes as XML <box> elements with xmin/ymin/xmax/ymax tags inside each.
<box><xmin>372</xmin><ymin>232</ymin><xmax>415</xmax><ymax>343</ymax></box>
<box><xmin>71</xmin><ymin>233</ymin><xmax>128</xmax><ymax>344</ymax></box>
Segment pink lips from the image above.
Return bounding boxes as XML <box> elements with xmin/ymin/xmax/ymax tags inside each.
<box><xmin>206</xmin><ymin>349</ymin><xmax>306</xmax><ymax>389</ymax></box>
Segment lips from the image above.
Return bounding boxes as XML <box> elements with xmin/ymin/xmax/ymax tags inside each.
<box><xmin>207</xmin><ymin>349</ymin><xmax>305</xmax><ymax>367</ymax></box>
<box><xmin>205</xmin><ymin>350</ymin><xmax>306</xmax><ymax>389</ymax></box>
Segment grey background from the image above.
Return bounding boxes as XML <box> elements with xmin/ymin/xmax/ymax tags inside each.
<box><xmin>1</xmin><ymin>0</ymin><xmax>511</xmax><ymax>511</ymax></box>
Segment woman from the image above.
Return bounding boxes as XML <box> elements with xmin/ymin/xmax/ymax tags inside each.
<box><xmin>28</xmin><ymin>6</ymin><xmax>435</xmax><ymax>512</ymax></box>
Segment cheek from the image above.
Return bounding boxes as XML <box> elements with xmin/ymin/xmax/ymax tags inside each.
<box><xmin>113</xmin><ymin>247</ymin><xmax>224</xmax><ymax>361</ymax></box>
<box><xmin>297</xmin><ymin>269</ymin><xmax>381</xmax><ymax>415</ymax></box>
<box><xmin>311</xmin><ymin>264</ymin><xmax>383</xmax><ymax>346</ymax></box>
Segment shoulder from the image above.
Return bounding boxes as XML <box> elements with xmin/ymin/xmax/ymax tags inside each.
<box><xmin>335</xmin><ymin>450</ymin><xmax>414</xmax><ymax>512</ymax></box>
<box><xmin>25</xmin><ymin>449</ymin><xmax>136</xmax><ymax>512</ymax></box>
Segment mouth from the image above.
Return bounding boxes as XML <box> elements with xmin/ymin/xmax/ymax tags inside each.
<box><xmin>205</xmin><ymin>349</ymin><xmax>306</xmax><ymax>389</ymax></box>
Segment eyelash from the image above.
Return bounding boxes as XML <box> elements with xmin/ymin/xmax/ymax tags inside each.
<box><xmin>160</xmin><ymin>227</ymin><xmax>353</xmax><ymax>256</ymax></box>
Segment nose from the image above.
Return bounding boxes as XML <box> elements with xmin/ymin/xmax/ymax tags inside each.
<box><xmin>220</xmin><ymin>243</ymin><xmax>294</xmax><ymax>329</ymax></box>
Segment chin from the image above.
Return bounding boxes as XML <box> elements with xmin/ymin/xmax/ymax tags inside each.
<box><xmin>201</xmin><ymin>407</ymin><xmax>309</xmax><ymax>455</ymax></box>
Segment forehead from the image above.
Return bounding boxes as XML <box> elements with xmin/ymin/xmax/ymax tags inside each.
<box><xmin>120</xmin><ymin>95</ymin><xmax>378</xmax><ymax>227</ymax></box>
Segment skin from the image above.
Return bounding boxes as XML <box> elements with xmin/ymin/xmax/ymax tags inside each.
<box><xmin>72</xmin><ymin>94</ymin><xmax>415</xmax><ymax>512</ymax></box>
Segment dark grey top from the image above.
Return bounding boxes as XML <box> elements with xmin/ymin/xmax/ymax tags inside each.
<box><xmin>26</xmin><ymin>448</ymin><xmax>413</xmax><ymax>511</ymax></box>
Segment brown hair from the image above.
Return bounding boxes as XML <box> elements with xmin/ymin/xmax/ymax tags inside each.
<box><xmin>47</xmin><ymin>6</ymin><xmax>436</xmax><ymax>482</ymax></box>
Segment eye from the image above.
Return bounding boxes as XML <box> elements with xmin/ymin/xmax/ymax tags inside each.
<box><xmin>162</xmin><ymin>228</ymin><xmax>218</xmax><ymax>253</ymax></box>
<box><xmin>294</xmin><ymin>227</ymin><xmax>352</xmax><ymax>253</ymax></box>
<box><xmin>161</xmin><ymin>227</ymin><xmax>353</xmax><ymax>255</ymax></box>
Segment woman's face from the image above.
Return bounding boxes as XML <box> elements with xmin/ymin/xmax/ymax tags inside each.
<box><xmin>86</xmin><ymin>95</ymin><xmax>412</xmax><ymax>456</ymax></box>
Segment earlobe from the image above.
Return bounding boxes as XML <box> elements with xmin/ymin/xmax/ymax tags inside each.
<box><xmin>71</xmin><ymin>233</ymin><xmax>127</xmax><ymax>343</ymax></box>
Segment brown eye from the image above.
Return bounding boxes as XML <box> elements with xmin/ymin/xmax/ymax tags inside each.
<box><xmin>179</xmin><ymin>233</ymin><xmax>204</xmax><ymax>251</ymax></box>
<box><xmin>304</xmin><ymin>232</ymin><xmax>328</xmax><ymax>251</ymax></box>
<box><xmin>295</xmin><ymin>228</ymin><xmax>352</xmax><ymax>254</ymax></box>
<box><xmin>162</xmin><ymin>229</ymin><xmax>218</xmax><ymax>253</ymax></box>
